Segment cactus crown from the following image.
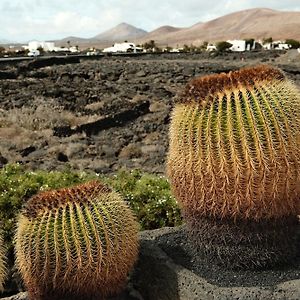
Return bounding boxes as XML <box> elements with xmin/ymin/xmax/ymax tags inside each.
<box><xmin>24</xmin><ymin>181</ymin><xmax>112</xmax><ymax>218</ymax></box>
<box><xmin>176</xmin><ymin>65</ymin><xmax>285</xmax><ymax>105</ymax></box>
<box><xmin>16</xmin><ymin>180</ymin><xmax>139</xmax><ymax>299</ymax></box>
<box><xmin>168</xmin><ymin>65</ymin><xmax>300</xmax><ymax>220</ymax></box>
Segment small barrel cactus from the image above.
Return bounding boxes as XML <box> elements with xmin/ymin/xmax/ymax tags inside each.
<box><xmin>167</xmin><ymin>65</ymin><xmax>300</xmax><ymax>269</ymax></box>
<box><xmin>15</xmin><ymin>181</ymin><xmax>139</xmax><ymax>300</ymax></box>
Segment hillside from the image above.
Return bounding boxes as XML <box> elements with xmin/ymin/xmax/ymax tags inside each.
<box><xmin>0</xmin><ymin>38</ymin><xmax>13</xmax><ymax>45</ymax></box>
<box><xmin>93</xmin><ymin>22</ymin><xmax>147</xmax><ymax>41</ymax></box>
<box><xmin>137</xmin><ymin>8</ymin><xmax>300</xmax><ymax>46</ymax></box>
<box><xmin>142</xmin><ymin>26</ymin><xmax>182</xmax><ymax>41</ymax></box>
<box><xmin>59</xmin><ymin>36</ymin><xmax>88</xmax><ymax>43</ymax></box>
<box><xmin>55</xmin><ymin>8</ymin><xmax>300</xmax><ymax>48</ymax></box>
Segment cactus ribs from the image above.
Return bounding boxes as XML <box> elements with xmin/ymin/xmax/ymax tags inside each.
<box><xmin>167</xmin><ymin>65</ymin><xmax>300</xmax><ymax>269</ymax></box>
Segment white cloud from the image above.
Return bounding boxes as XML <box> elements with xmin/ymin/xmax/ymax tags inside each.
<box><xmin>53</xmin><ymin>12</ymin><xmax>100</xmax><ymax>33</ymax></box>
<box><xmin>1</xmin><ymin>0</ymin><xmax>300</xmax><ymax>41</ymax></box>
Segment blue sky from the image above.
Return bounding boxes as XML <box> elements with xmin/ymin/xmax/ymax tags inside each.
<box><xmin>2</xmin><ymin>0</ymin><xmax>300</xmax><ymax>42</ymax></box>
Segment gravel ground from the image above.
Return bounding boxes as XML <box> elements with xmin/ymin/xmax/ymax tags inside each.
<box><xmin>0</xmin><ymin>50</ymin><xmax>300</xmax><ymax>299</ymax></box>
<box><xmin>154</xmin><ymin>226</ymin><xmax>300</xmax><ymax>287</ymax></box>
<box><xmin>0</xmin><ymin>50</ymin><xmax>299</xmax><ymax>174</ymax></box>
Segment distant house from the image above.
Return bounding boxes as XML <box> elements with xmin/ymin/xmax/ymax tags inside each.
<box><xmin>103</xmin><ymin>42</ymin><xmax>143</xmax><ymax>53</ymax></box>
<box><xmin>23</xmin><ymin>41</ymin><xmax>72</xmax><ymax>53</ymax></box>
<box><xmin>170</xmin><ymin>48</ymin><xmax>180</xmax><ymax>53</ymax></box>
<box><xmin>27</xmin><ymin>41</ymin><xmax>55</xmax><ymax>52</ymax></box>
<box><xmin>227</xmin><ymin>40</ymin><xmax>246</xmax><ymax>52</ymax></box>
<box><xmin>263</xmin><ymin>41</ymin><xmax>291</xmax><ymax>50</ymax></box>
<box><xmin>69</xmin><ymin>46</ymin><xmax>79</xmax><ymax>53</ymax></box>
<box><xmin>206</xmin><ymin>44</ymin><xmax>217</xmax><ymax>51</ymax></box>
<box><xmin>276</xmin><ymin>43</ymin><xmax>291</xmax><ymax>50</ymax></box>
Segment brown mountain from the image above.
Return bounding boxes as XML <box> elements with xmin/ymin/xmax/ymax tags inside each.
<box><xmin>93</xmin><ymin>22</ymin><xmax>147</xmax><ymax>41</ymax></box>
<box><xmin>59</xmin><ymin>36</ymin><xmax>88</xmax><ymax>43</ymax></box>
<box><xmin>57</xmin><ymin>8</ymin><xmax>300</xmax><ymax>49</ymax></box>
<box><xmin>142</xmin><ymin>25</ymin><xmax>182</xmax><ymax>41</ymax></box>
<box><xmin>138</xmin><ymin>8</ymin><xmax>300</xmax><ymax>46</ymax></box>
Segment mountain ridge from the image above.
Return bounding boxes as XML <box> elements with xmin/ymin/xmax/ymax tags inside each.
<box><xmin>4</xmin><ymin>8</ymin><xmax>299</xmax><ymax>48</ymax></box>
<box><xmin>84</xmin><ymin>8</ymin><xmax>300</xmax><ymax>47</ymax></box>
<box><xmin>136</xmin><ymin>7</ymin><xmax>300</xmax><ymax>46</ymax></box>
<box><xmin>92</xmin><ymin>22</ymin><xmax>147</xmax><ymax>41</ymax></box>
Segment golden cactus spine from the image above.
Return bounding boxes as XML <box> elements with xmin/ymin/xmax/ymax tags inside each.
<box><xmin>15</xmin><ymin>181</ymin><xmax>139</xmax><ymax>300</ymax></box>
<box><xmin>167</xmin><ymin>65</ymin><xmax>300</xmax><ymax>268</ymax></box>
<box><xmin>0</xmin><ymin>233</ymin><xmax>6</xmax><ymax>292</ymax></box>
<box><xmin>168</xmin><ymin>65</ymin><xmax>300</xmax><ymax>220</ymax></box>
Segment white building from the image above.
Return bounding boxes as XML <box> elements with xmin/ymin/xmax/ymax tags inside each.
<box><xmin>206</xmin><ymin>44</ymin><xmax>217</xmax><ymax>51</ymax></box>
<box><xmin>170</xmin><ymin>48</ymin><xmax>180</xmax><ymax>53</ymax></box>
<box><xmin>103</xmin><ymin>42</ymin><xmax>143</xmax><ymax>53</ymax></box>
<box><xmin>23</xmin><ymin>41</ymin><xmax>72</xmax><ymax>53</ymax></box>
<box><xmin>69</xmin><ymin>46</ymin><xmax>79</xmax><ymax>53</ymax></box>
<box><xmin>227</xmin><ymin>40</ymin><xmax>246</xmax><ymax>52</ymax></box>
<box><xmin>263</xmin><ymin>41</ymin><xmax>291</xmax><ymax>50</ymax></box>
<box><xmin>277</xmin><ymin>43</ymin><xmax>290</xmax><ymax>50</ymax></box>
<box><xmin>27</xmin><ymin>41</ymin><xmax>56</xmax><ymax>52</ymax></box>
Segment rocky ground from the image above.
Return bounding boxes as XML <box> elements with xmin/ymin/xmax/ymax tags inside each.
<box><xmin>0</xmin><ymin>50</ymin><xmax>299</xmax><ymax>174</ymax></box>
<box><xmin>2</xmin><ymin>227</ymin><xmax>300</xmax><ymax>300</ymax></box>
<box><xmin>0</xmin><ymin>51</ymin><xmax>300</xmax><ymax>299</ymax></box>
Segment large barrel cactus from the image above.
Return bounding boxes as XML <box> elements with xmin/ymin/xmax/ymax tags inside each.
<box><xmin>15</xmin><ymin>181</ymin><xmax>139</xmax><ymax>300</ymax></box>
<box><xmin>167</xmin><ymin>65</ymin><xmax>300</xmax><ymax>269</ymax></box>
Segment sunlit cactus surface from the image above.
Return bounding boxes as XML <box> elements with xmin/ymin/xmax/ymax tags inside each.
<box><xmin>167</xmin><ymin>65</ymin><xmax>300</xmax><ymax>268</ymax></box>
<box><xmin>168</xmin><ymin>65</ymin><xmax>300</xmax><ymax>220</ymax></box>
<box><xmin>15</xmin><ymin>180</ymin><xmax>139</xmax><ymax>300</ymax></box>
<box><xmin>0</xmin><ymin>233</ymin><xmax>6</xmax><ymax>292</ymax></box>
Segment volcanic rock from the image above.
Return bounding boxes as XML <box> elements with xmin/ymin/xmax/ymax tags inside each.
<box><xmin>3</xmin><ymin>226</ymin><xmax>300</xmax><ymax>300</ymax></box>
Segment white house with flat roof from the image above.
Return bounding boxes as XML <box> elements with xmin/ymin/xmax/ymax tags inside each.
<box><xmin>263</xmin><ymin>41</ymin><xmax>291</xmax><ymax>50</ymax></box>
<box><xmin>26</xmin><ymin>41</ymin><xmax>56</xmax><ymax>51</ymax></box>
<box><xmin>206</xmin><ymin>44</ymin><xmax>217</xmax><ymax>51</ymax></box>
<box><xmin>227</xmin><ymin>40</ymin><xmax>246</xmax><ymax>52</ymax></box>
<box><xmin>23</xmin><ymin>41</ymin><xmax>71</xmax><ymax>52</ymax></box>
<box><xmin>103</xmin><ymin>42</ymin><xmax>143</xmax><ymax>53</ymax></box>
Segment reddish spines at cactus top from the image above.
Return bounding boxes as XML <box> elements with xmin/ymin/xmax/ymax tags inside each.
<box><xmin>24</xmin><ymin>180</ymin><xmax>112</xmax><ymax>218</ymax></box>
<box><xmin>176</xmin><ymin>65</ymin><xmax>285</xmax><ymax>105</ymax></box>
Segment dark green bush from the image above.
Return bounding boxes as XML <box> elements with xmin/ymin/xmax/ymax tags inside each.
<box><xmin>285</xmin><ymin>39</ymin><xmax>300</xmax><ymax>49</ymax></box>
<box><xmin>0</xmin><ymin>164</ymin><xmax>94</xmax><ymax>248</ymax></box>
<box><xmin>0</xmin><ymin>164</ymin><xmax>181</xmax><ymax>248</ymax></box>
<box><xmin>104</xmin><ymin>169</ymin><xmax>182</xmax><ymax>229</ymax></box>
<box><xmin>216</xmin><ymin>41</ymin><xmax>232</xmax><ymax>52</ymax></box>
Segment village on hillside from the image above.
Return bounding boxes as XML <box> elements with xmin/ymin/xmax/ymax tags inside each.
<box><xmin>1</xmin><ymin>37</ymin><xmax>300</xmax><ymax>58</ymax></box>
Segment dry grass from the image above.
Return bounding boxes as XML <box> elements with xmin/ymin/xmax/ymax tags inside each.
<box><xmin>0</xmin><ymin>100</ymin><xmax>100</xmax><ymax>131</ymax></box>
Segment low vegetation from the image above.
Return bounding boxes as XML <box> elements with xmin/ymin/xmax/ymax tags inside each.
<box><xmin>0</xmin><ymin>101</ymin><xmax>99</xmax><ymax>131</ymax></box>
<box><xmin>285</xmin><ymin>39</ymin><xmax>300</xmax><ymax>49</ymax></box>
<box><xmin>104</xmin><ymin>169</ymin><xmax>181</xmax><ymax>229</ymax></box>
<box><xmin>216</xmin><ymin>41</ymin><xmax>233</xmax><ymax>52</ymax></box>
<box><xmin>0</xmin><ymin>164</ymin><xmax>181</xmax><ymax>249</ymax></box>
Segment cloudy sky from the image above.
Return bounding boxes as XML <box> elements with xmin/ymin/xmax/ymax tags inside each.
<box><xmin>2</xmin><ymin>0</ymin><xmax>300</xmax><ymax>42</ymax></box>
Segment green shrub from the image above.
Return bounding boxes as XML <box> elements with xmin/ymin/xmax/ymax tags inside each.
<box><xmin>216</xmin><ymin>41</ymin><xmax>232</xmax><ymax>52</ymax></box>
<box><xmin>104</xmin><ymin>169</ymin><xmax>182</xmax><ymax>229</ymax></box>
<box><xmin>285</xmin><ymin>39</ymin><xmax>300</xmax><ymax>49</ymax></box>
<box><xmin>0</xmin><ymin>164</ymin><xmax>94</xmax><ymax>249</ymax></box>
<box><xmin>0</xmin><ymin>164</ymin><xmax>181</xmax><ymax>249</ymax></box>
